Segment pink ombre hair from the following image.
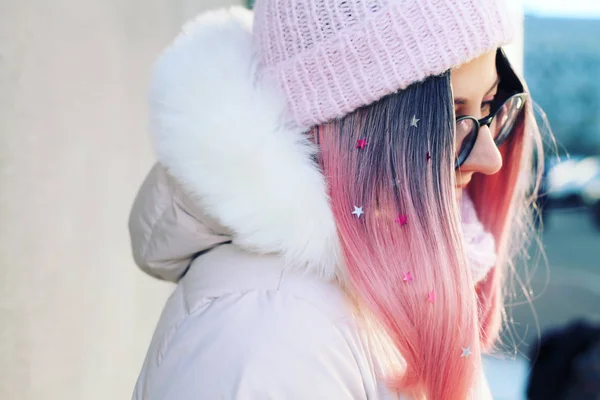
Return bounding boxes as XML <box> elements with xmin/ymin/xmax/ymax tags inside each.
<box><xmin>471</xmin><ymin>97</ymin><xmax>542</xmax><ymax>350</ymax></box>
<box><xmin>310</xmin><ymin>58</ymin><xmax>542</xmax><ymax>398</ymax></box>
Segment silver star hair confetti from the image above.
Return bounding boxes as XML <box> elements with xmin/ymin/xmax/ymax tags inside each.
<box><xmin>461</xmin><ymin>346</ymin><xmax>472</xmax><ymax>358</ymax></box>
<box><xmin>410</xmin><ymin>115</ymin><xmax>420</xmax><ymax>127</ymax></box>
<box><xmin>352</xmin><ymin>206</ymin><xmax>364</xmax><ymax>218</ymax></box>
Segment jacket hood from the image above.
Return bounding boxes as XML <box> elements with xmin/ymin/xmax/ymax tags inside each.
<box><xmin>148</xmin><ymin>7</ymin><xmax>342</xmax><ymax>281</ymax></box>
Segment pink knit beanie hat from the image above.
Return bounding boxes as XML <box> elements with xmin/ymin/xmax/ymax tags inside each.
<box><xmin>252</xmin><ymin>0</ymin><xmax>515</xmax><ymax>128</ymax></box>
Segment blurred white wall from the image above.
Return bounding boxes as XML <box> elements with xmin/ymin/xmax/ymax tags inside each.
<box><xmin>0</xmin><ymin>1</ymin><xmax>238</xmax><ymax>399</ymax></box>
<box><xmin>0</xmin><ymin>1</ymin><xmax>522</xmax><ymax>399</ymax></box>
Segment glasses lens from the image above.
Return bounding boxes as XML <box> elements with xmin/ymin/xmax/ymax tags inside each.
<box><xmin>492</xmin><ymin>94</ymin><xmax>526</xmax><ymax>146</ymax></box>
<box><xmin>455</xmin><ymin>117</ymin><xmax>478</xmax><ymax>168</ymax></box>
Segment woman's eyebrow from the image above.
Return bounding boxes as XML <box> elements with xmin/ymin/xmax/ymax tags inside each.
<box><xmin>454</xmin><ymin>78</ymin><xmax>501</xmax><ymax>105</ymax></box>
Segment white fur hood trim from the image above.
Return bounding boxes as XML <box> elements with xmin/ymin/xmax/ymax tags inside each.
<box><xmin>149</xmin><ymin>7</ymin><xmax>341</xmax><ymax>281</ymax></box>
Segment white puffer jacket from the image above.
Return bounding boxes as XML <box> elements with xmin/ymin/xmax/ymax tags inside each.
<box><xmin>129</xmin><ymin>7</ymin><xmax>494</xmax><ymax>399</ymax></box>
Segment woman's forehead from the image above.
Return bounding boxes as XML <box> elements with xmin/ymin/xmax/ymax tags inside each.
<box><xmin>451</xmin><ymin>51</ymin><xmax>499</xmax><ymax>100</ymax></box>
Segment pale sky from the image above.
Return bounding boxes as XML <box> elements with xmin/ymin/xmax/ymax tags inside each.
<box><xmin>524</xmin><ymin>0</ymin><xmax>600</xmax><ymax>18</ymax></box>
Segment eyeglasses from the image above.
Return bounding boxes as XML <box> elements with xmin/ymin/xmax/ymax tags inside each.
<box><xmin>454</xmin><ymin>92</ymin><xmax>528</xmax><ymax>170</ymax></box>
<box><xmin>454</xmin><ymin>48</ymin><xmax>528</xmax><ymax>170</ymax></box>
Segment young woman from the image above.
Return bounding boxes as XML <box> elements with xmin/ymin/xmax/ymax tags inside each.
<box><xmin>129</xmin><ymin>1</ymin><xmax>540</xmax><ymax>398</ymax></box>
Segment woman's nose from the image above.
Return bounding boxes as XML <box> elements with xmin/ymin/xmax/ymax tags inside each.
<box><xmin>460</xmin><ymin>125</ymin><xmax>503</xmax><ymax>175</ymax></box>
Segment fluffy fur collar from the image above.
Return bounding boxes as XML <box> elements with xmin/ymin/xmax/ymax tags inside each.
<box><xmin>149</xmin><ymin>7</ymin><xmax>341</xmax><ymax>281</ymax></box>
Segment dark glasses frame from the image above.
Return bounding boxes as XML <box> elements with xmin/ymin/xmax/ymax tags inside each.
<box><xmin>454</xmin><ymin>49</ymin><xmax>527</xmax><ymax>170</ymax></box>
<box><xmin>454</xmin><ymin>93</ymin><xmax>528</xmax><ymax>169</ymax></box>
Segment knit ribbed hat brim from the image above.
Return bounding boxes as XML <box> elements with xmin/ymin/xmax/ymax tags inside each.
<box><xmin>253</xmin><ymin>0</ymin><xmax>515</xmax><ymax>128</ymax></box>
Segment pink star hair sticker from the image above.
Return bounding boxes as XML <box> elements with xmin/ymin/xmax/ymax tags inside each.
<box><xmin>356</xmin><ymin>138</ymin><xmax>368</xmax><ymax>149</ymax></box>
<box><xmin>427</xmin><ymin>290</ymin><xmax>435</xmax><ymax>304</ymax></box>
<box><xmin>395</xmin><ymin>214</ymin><xmax>408</xmax><ymax>226</ymax></box>
<box><xmin>403</xmin><ymin>271</ymin><xmax>413</xmax><ymax>283</ymax></box>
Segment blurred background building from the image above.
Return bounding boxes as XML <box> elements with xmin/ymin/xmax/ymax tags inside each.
<box><xmin>0</xmin><ymin>0</ymin><xmax>598</xmax><ymax>399</ymax></box>
<box><xmin>487</xmin><ymin>2</ymin><xmax>600</xmax><ymax>398</ymax></box>
<box><xmin>525</xmin><ymin>17</ymin><xmax>600</xmax><ymax>154</ymax></box>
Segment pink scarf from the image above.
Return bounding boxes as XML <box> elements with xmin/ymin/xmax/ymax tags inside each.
<box><xmin>460</xmin><ymin>193</ymin><xmax>497</xmax><ymax>284</ymax></box>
